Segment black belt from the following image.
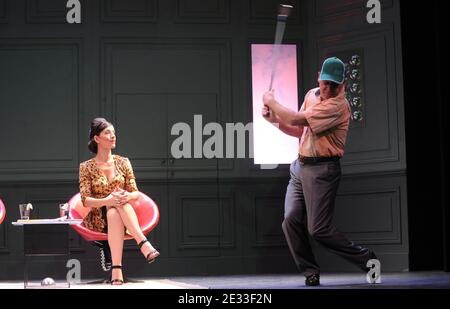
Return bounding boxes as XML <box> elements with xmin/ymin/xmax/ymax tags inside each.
<box><xmin>298</xmin><ymin>155</ymin><xmax>340</xmax><ymax>164</ymax></box>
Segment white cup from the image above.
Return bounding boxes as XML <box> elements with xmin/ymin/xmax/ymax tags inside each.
<box><xmin>19</xmin><ymin>203</ymin><xmax>32</xmax><ymax>220</ymax></box>
<box><xmin>59</xmin><ymin>203</ymin><xmax>69</xmax><ymax>219</ymax></box>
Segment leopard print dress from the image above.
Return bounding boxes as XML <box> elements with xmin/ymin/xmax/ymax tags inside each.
<box><xmin>79</xmin><ymin>155</ymin><xmax>138</xmax><ymax>232</ymax></box>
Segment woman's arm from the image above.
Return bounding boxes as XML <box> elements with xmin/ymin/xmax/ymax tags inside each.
<box><xmin>113</xmin><ymin>158</ymin><xmax>140</xmax><ymax>205</ymax></box>
<box><xmin>83</xmin><ymin>195</ymin><xmax>116</xmax><ymax>208</ymax></box>
<box><xmin>114</xmin><ymin>190</ymin><xmax>139</xmax><ymax>202</ymax></box>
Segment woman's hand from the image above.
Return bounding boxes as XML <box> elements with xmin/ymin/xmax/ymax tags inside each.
<box><xmin>111</xmin><ymin>186</ymin><xmax>139</xmax><ymax>206</ymax></box>
<box><xmin>105</xmin><ymin>193</ymin><xmax>120</xmax><ymax>207</ymax></box>
<box><xmin>106</xmin><ymin>187</ymin><xmax>126</xmax><ymax>207</ymax></box>
<box><xmin>112</xmin><ymin>190</ymin><xmax>131</xmax><ymax>205</ymax></box>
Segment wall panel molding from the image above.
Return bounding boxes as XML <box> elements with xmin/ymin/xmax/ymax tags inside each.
<box><xmin>317</xmin><ymin>27</ymin><xmax>403</xmax><ymax>170</ymax></box>
<box><xmin>251</xmin><ymin>196</ymin><xmax>286</xmax><ymax>247</ymax></box>
<box><xmin>313</xmin><ymin>0</ymin><xmax>394</xmax><ymax>23</ymax></box>
<box><xmin>0</xmin><ymin>0</ymin><xmax>8</xmax><ymax>23</ymax></box>
<box><xmin>175</xmin><ymin>0</ymin><xmax>230</xmax><ymax>24</ymax></box>
<box><xmin>0</xmin><ymin>39</ymin><xmax>81</xmax><ymax>180</ymax></box>
<box><xmin>0</xmin><ymin>170</ymin><xmax>408</xmax><ymax>278</ymax></box>
<box><xmin>101</xmin><ymin>38</ymin><xmax>233</xmax><ymax>177</ymax></box>
<box><xmin>101</xmin><ymin>0</ymin><xmax>158</xmax><ymax>23</ymax></box>
<box><xmin>26</xmin><ymin>0</ymin><xmax>70</xmax><ymax>23</ymax></box>
<box><xmin>175</xmin><ymin>194</ymin><xmax>235</xmax><ymax>250</ymax></box>
<box><xmin>247</xmin><ymin>0</ymin><xmax>302</xmax><ymax>25</ymax></box>
<box><xmin>334</xmin><ymin>187</ymin><xmax>402</xmax><ymax>244</ymax></box>
<box><xmin>166</xmin><ymin>183</ymin><xmax>236</xmax><ymax>257</ymax></box>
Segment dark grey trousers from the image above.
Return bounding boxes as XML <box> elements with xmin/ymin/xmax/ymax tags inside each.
<box><xmin>282</xmin><ymin>158</ymin><xmax>371</xmax><ymax>277</ymax></box>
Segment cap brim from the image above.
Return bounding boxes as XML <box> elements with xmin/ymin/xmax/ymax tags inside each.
<box><xmin>319</xmin><ymin>73</ymin><xmax>344</xmax><ymax>84</ymax></box>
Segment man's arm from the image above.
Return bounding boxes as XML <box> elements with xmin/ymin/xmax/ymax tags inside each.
<box><xmin>276</xmin><ymin>118</ymin><xmax>304</xmax><ymax>138</ymax></box>
<box><xmin>263</xmin><ymin>91</ymin><xmax>309</xmax><ymax>127</ymax></box>
<box><xmin>262</xmin><ymin>104</ymin><xmax>303</xmax><ymax>138</ymax></box>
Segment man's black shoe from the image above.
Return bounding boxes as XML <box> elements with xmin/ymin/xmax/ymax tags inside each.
<box><xmin>305</xmin><ymin>274</ymin><xmax>320</xmax><ymax>286</ymax></box>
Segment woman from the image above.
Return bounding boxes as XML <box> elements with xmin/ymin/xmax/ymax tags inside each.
<box><xmin>79</xmin><ymin>118</ymin><xmax>159</xmax><ymax>285</ymax></box>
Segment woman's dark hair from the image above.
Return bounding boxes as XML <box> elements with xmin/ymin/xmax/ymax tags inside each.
<box><xmin>88</xmin><ymin>118</ymin><xmax>112</xmax><ymax>154</ymax></box>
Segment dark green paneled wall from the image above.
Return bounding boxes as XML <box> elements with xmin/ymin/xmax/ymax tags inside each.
<box><xmin>0</xmin><ymin>0</ymin><xmax>407</xmax><ymax>279</ymax></box>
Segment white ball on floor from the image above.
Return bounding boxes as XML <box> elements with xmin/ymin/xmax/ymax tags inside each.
<box><xmin>41</xmin><ymin>277</ymin><xmax>55</xmax><ymax>286</ymax></box>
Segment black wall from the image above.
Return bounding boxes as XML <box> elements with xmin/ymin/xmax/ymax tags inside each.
<box><xmin>400</xmin><ymin>0</ymin><xmax>448</xmax><ymax>271</ymax></box>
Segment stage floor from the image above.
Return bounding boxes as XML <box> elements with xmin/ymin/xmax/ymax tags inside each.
<box><xmin>0</xmin><ymin>271</ymin><xmax>449</xmax><ymax>289</ymax></box>
<box><xmin>172</xmin><ymin>271</ymin><xmax>450</xmax><ymax>289</ymax></box>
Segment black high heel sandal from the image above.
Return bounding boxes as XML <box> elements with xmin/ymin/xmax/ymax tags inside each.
<box><xmin>110</xmin><ymin>265</ymin><xmax>124</xmax><ymax>285</ymax></box>
<box><xmin>138</xmin><ymin>239</ymin><xmax>160</xmax><ymax>264</ymax></box>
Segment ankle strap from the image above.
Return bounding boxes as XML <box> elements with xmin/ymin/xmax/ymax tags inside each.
<box><xmin>111</xmin><ymin>265</ymin><xmax>122</xmax><ymax>269</ymax></box>
<box><xmin>138</xmin><ymin>239</ymin><xmax>148</xmax><ymax>249</ymax></box>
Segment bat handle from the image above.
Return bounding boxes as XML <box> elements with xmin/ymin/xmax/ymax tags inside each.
<box><xmin>268</xmin><ymin>72</ymin><xmax>274</xmax><ymax>91</ymax></box>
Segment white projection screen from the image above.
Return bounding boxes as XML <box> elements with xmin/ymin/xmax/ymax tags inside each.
<box><xmin>251</xmin><ymin>44</ymin><xmax>299</xmax><ymax>165</ymax></box>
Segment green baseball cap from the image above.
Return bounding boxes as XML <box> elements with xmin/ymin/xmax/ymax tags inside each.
<box><xmin>319</xmin><ymin>57</ymin><xmax>345</xmax><ymax>84</ymax></box>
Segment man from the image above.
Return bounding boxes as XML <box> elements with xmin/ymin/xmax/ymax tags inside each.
<box><xmin>262</xmin><ymin>57</ymin><xmax>377</xmax><ymax>286</ymax></box>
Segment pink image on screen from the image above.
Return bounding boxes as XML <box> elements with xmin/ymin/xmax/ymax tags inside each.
<box><xmin>251</xmin><ymin>44</ymin><xmax>299</xmax><ymax>165</ymax></box>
